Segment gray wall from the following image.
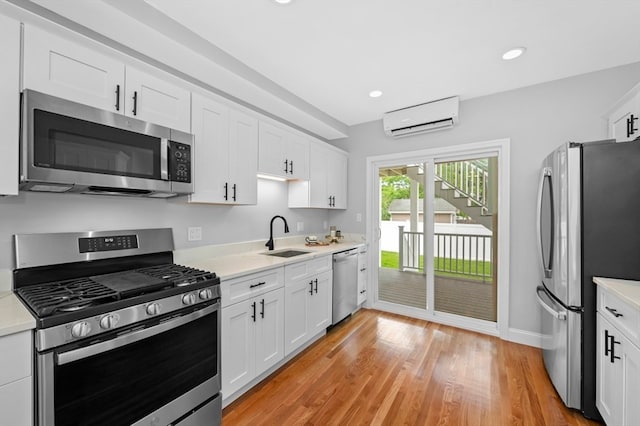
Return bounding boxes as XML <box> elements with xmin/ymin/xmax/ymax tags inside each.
<box><xmin>329</xmin><ymin>61</ymin><xmax>640</xmax><ymax>335</ymax></box>
<box><xmin>0</xmin><ymin>179</ymin><xmax>328</xmax><ymax>270</ymax></box>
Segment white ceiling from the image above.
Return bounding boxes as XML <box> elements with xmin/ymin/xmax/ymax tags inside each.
<box><xmin>137</xmin><ymin>0</ymin><xmax>640</xmax><ymax>127</ymax></box>
<box><xmin>18</xmin><ymin>0</ymin><xmax>640</xmax><ymax>136</ymax></box>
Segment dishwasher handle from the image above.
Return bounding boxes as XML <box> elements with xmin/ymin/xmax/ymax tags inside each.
<box><xmin>333</xmin><ymin>250</ymin><xmax>357</xmax><ymax>262</ymax></box>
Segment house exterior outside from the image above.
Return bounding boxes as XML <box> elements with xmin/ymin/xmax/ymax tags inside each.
<box><xmin>388</xmin><ymin>198</ymin><xmax>457</xmax><ymax>223</ymax></box>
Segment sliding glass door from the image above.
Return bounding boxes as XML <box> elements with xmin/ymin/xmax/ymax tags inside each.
<box><xmin>371</xmin><ymin>144</ymin><xmax>504</xmax><ymax>331</ymax></box>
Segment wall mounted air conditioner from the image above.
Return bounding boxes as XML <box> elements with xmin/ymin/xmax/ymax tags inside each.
<box><xmin>383</xmin><ymin>96</ymin><xmax>459</xmax><ymax>138</ymax></box>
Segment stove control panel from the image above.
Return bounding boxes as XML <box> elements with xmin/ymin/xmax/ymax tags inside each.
<box><xmin>78</xmin><ymin>234</ymin><xmax>139</xmax><ymax>253</ymax></box>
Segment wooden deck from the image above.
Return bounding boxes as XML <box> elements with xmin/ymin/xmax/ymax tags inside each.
<box><xmin>378</xmin><ymin>267</ymin><xmax>496</xmax><ymax>321</ymax></box>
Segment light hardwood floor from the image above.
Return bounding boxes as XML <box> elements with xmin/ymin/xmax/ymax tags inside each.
<box><xmin>222</xmin><ymin>309</ymin><xmax>600</xmax><ymax>425</ymax></box>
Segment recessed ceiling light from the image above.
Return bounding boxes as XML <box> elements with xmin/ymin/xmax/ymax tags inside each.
<box><xmin>502</xmin><ymin>47</ymin><xmax>526</xmax><ymax>60</ymax></box>
<box><xmin>274</xmin><ymin>0</ymin><xmax>292</xmax><ymax>4</ymax></box>
<box><xmin>369</xmin><ymin>90</ymin><xmax>383</xmax><ymax>98</ymax></box>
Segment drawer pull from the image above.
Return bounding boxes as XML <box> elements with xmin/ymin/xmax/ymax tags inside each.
<box><xmin>250</xmin><ymin>281</ymin><xmax>266</xmax><ymax>289</ymax></box>
<box><xmin>605</xmin><ymin>306</ymin><xmax>623</xmax><ymax>318</ymax></box>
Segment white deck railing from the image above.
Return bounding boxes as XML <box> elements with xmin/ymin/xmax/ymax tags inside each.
<box><xmin>398</xmin><ymin>226</ymin><xmax>492</xmax><ymax>279</ymax></box>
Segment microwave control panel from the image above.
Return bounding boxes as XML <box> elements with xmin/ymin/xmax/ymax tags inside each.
<box><xmin>169</xmin><ymin>142</ymin><xmax>191</xmax><ymax>183</ymax></box>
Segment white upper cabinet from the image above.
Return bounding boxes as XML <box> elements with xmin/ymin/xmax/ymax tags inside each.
<box><xmin>607</xmin><ymin>83</ymin><xmax>640</xmax><ymax>142</ymax></box>
<box><xmin>124</xmin><ymin>67</ymin><xmax>191</xmax><ymax>133</ymax></box>
<box><xmin>229</xmin><ymin>109</ymin><xmax>259</xmax><ymax>204</ymax></box>
<box><xmin>289</xmin><ymin>142</ymin><xmax>348</xmax><ymax>209</ymax></box>
<box><xmin>189</xmin><ymin>93</ymin><xmax>258</xmax><ymax>205</ymax></box>
<box><xmin>258</xmin><ymin>121</ymin><xmax>309</xmax><ymax>180</ymax></box>
<box><xmin>23</xmin><ymin>25</ymin><xmax>190</xmax><ymax>132</ymax></box>
<box><xmin>23</xmin><ymin>25</ymin><xmax>125</xmax><ymax>113</ymax></box>
<box><xmin>0</xmin><ymin>13</ymin><xmax>20</xmax><ymax>196</ymax></box>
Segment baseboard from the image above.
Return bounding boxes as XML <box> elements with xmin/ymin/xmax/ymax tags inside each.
<box><xmin>506</xmin><ymin>327</ymin><xmax>541</xmax><ymax>348</ymax></box>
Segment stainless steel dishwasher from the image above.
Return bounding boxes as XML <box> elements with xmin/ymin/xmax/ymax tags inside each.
<box><xmin>332</xmin><ymin>248</ymin><xmax>358</xmax><ymax>325</ymax></box>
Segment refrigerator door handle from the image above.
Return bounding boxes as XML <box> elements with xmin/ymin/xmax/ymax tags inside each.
<box><xmin>536</xmin><ymin>286</ymin><xmax>567</xmax><ymax>320</ymax></box>
<box><xmin>536</xmin><ymin>167</ymin><xmax>554</xmax><ymax>279</ymax></box>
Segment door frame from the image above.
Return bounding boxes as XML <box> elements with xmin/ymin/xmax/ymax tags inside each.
<box><xmin>365</xmin><ymin>138</ymin><xmax>510</xmax><ymax>337</ymax></box>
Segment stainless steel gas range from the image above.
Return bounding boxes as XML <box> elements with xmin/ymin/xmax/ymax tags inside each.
<box><xmin>12</xmin><ymin>228</ymin><xmax>221</xmax><ymax>426</ymax></box>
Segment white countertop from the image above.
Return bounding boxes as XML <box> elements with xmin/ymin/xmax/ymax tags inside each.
<box><xmin>0</xmin><ymin>292</ymin><xmax>35</xmax><ymax>337</ymax></box>
<box><xmin>593</xmin><ymin>277</ymin><xmax>640</xmax><ymax>310</ymax></box>
<box><xmin>181</xmin><ymin>241</ymin><xmax>364</xmax><ymax>281</ymax></box>
<box><xmin>0</xmin><ymin>235</ymin><xmax>366</xmax><ymax>336</ymax></box>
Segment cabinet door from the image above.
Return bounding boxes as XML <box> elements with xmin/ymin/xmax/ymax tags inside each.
<box><xmin>189</xmin><ymin>94</ymin><xmax>230</xmax><ymax>204</ymax></box>
<box><xmin>597</xmin><ymin>313</ymin><xmax>623</xmax><ymax>426</ymax></box>
<box><xmin>308</xmin><ymin>271</ymin><xmax>332</xmax><ymax>336</ymax></box>
<box><xmin>308</xmin><ymin>143</ymin><xmax>330</xmax><ymax>208</ymax></box>
<box><xmin>124</xmin><ymin>67</ymin><xmax>191</xmax><ymax>132</ymax></box>
<box><xmin>258</xmin><ymin>121</ymin><xmax>287</xmax><ymax>177</ymax></box>
<box><xmin>222</xmin><ymin>301</ymin><xmax>255</xmax><ymax>398</ymax></box>
<box><xmin>357</xmin><ymin>251</ymin><xmax>368</xmax><ymax>305</ymax></box>
<box><xmin>609</xmin><ymin>96</ymin><xmax>639</xmax><ymax>143</ymax></box>
<box><xmin>284</xmin><ymin>279</ymin><xmax>311</xmax><ymax>356</ymax></box>
<box><xmin>0</xmin><ymin>14</ymin><xmax>20</xmax><ymax>195</ymax></box>
<box><xmin>255</xmin><ymin>288</ymin><xmax>285</xmax><ymax>374</ymax></box>
<box><xmin>229</xmin><ymin>109</ymin><xmax>258</xmax><ymax>205</ymax></box>
<box><xmin>0</xmin><ymin>377</ymin><xmax>32</xmax><ymax>426</ymax></box>
<box><xmin>285</xmin><ymin>133</ymin><xmax>309</xmax><ymax>180</ymax></box>
<box><xmin>621</xmin><ymin>332</ymin><xmax>640</xmax><ymax>426</ymax></box>
<box><xmin>327</xmin><ymin>149</ymin><xmax>348</xmax><ymax>209</ymax></box>
<box><xmin>23</xmin><ymin>25</ymin><xmax>125</xmax><ymax>112</ymax></box>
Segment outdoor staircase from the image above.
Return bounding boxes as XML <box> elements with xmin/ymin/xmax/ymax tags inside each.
<box><xmin>434</xmin><ymin>160</ymin><xmax>493</xmax><ymax>230</ymax></box>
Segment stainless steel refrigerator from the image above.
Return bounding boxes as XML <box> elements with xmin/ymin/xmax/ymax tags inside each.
<box><xmin>536</xmin><ymin>139</ymin><xmax>640</xmax><ymax>420</ymax></box>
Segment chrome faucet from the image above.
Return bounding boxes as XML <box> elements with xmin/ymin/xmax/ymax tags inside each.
<box><xmin>265</xmin><ymin>215</ymin><xmax>289</xmax><ymax>251</ymax></box>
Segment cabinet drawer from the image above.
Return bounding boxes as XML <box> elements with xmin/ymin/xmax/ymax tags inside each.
<box><xmin>285</xmin><ymin>255</ymin><xmax>332</xmax><ymax>284</ymax></box>
<box><xmin>598</xmin><ymin>287</ymin><xmax>640</xmax><ymax>346</ymax></box>
<box><xmin>222</xmin><ymin>268</ymin><xmax>284</xmax><ymax>307</ymax></box>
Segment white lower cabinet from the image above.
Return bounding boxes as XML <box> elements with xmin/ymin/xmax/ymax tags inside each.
<box><xmin>596</xmin><ymin>285</ymin><xmax>640</xmax><ymax>426</ymax></box>
<box><xmin>0</xmin><ymin>331</ymin><xmax>33</xmax><ymax>426</ymax></box>
<box><xmin>222</xmin><ymin>287</ymin><xmax>284</xmax><ymax>399</ymax></box>
<box><xmin>284</xmin><ymin>256</ymin><xmax>332</xmax><ymax>356</ymax></box>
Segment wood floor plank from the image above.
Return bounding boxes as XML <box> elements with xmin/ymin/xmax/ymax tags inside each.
<box><xmin>222</xmin><ymin>309</ymin><xmax>601</xmax><ymax>426</ymax></box>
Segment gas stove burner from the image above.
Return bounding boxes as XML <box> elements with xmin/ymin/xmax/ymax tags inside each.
<box><xmin>58</xmin><ymin>301</ymin><xmax>95</xmax><ymax>312</ymax></box>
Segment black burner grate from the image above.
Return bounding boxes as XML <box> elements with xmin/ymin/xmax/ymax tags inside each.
<box><xmin>138</xmin><ymin>264</ymin><xmax>216</xmax><ymax>287</ymax></box>
<box><xmin>16</xmin><ymin>264</ymin><xmax>218</xmax><ymax>319</ymax></box>
<box><xmin>17</xmin><ymin>277</ymin><xmax>119</xmax><ymax>317</ymax></box>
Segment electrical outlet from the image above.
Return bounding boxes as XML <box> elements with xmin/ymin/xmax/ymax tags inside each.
<box><xmin>323</xmin><ymin>221</ymin><xmax>328</xmax><ymax>230</ymax></box>
<box><xmin>188</xmin><ymin>227</ymin><xmax>202</xmax><ymax>241</ymax></box>
<box><xmin>356</xmin><ymin>213</ymin><xmax>362</xmax><ymax>222</ymax></box>
<box><xmin>296</xmin><ymin>222</ymin><xmax>304</xmax><ymax>232</ymax></box>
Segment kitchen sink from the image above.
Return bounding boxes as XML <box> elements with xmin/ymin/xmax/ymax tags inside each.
<box><xmin>262</xmin><ymin>249</ymin><xmax>311</xmax><ymax>258</ymax></box>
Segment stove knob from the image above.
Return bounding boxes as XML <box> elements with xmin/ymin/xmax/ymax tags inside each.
<box><xmin>182</xmin><ymin>293</ymin><xmax>197</xmax><ymax>305</ymax></box>
<box><xmin>99</xmin><ymin>314</ymin><xmax>118</xmax><ymax>330</ymax></box>
<box><xmin>71</xmin><ymin>321</ymin><xmax>91</xmax><ymax>338</ymax></box>
<box><xmin>146</xmin><ymin>303</ymin><xmax>161</xmax><ymax>316</ymax></box>
<box><xmin>199</xmin><ymin>288</ymin><xmax>213</xmax><ymax>300</ymax></box>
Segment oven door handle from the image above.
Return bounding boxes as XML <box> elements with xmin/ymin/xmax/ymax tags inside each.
<box><xmin>57</xmin><ymin>302</ymin><xmax>219</xmax><ymax>366</ymax></box>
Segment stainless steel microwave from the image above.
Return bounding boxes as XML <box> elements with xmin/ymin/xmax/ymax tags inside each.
<box><xmin>20</xmin><ymin>90</ymin><xmax>193</xmax><ymax>198</ymax></box>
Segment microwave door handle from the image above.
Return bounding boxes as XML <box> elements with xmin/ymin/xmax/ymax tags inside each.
<box><xmin>160</xmin><ymin>138</ymin><xmax>169</xmax><ymax>180</ymax></box>
<box><xmin>56</xmin><ymin>302</ymin><xmax>219</xmax><ymax>366</ymax></box>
